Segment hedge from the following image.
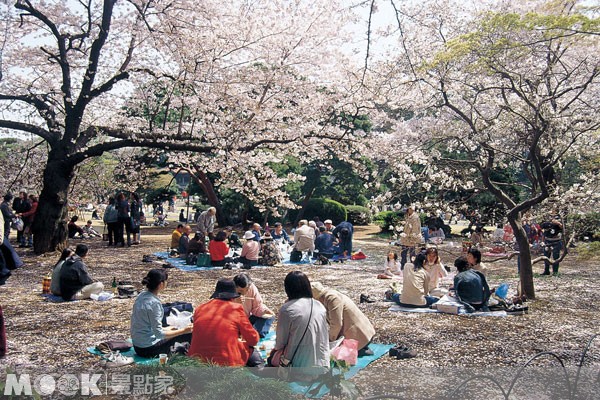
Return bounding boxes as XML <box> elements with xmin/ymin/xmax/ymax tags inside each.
<box><xmin>346</xmin><ymin>205</ymin><xmax>372</xmax><ymax>226</ymax></box>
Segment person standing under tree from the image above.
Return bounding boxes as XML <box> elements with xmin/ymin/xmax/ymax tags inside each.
<box><xmin>541</xmin><ymin>214</ymin><xmax>563</xmax><ymax>276</ymax></box>
<box><xmin>400</xmin><ymin>206</ymin><xmax>422</xmax><ymax>269</ymax></box>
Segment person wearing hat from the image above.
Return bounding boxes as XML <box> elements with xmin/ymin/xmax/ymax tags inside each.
<box><xmin>323</xmin><ymin>219</ymin><xmax>335</xmax><ymax>232</ymax></box>
<box><xmin>131</xmin><ymin>269</ymin><xmax>193</xmax><ymax>358</ymax></box>
<box><xmin>311</xmin><ymin>282</ymin><xmax>376</xmax><ymax>357</ymax></box>
<box><xmin>236</xmin><ymin>230</ymin><xmax>260</xmax><ymax>268</ymax></box>
<box><xmin>259</xmin><ymin>232</ymin><xmax>282</xmax><ymax>266</ymax></box>
<box><xmin>188</xmin><ymin>278</ymin><xmax>261</xmax><ymax>366</ymax></box>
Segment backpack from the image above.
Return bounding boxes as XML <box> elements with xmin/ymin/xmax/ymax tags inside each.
<box><xmin>185</xmin><ymin>253</ymin><xmax>198</xmax><ymax>265</ymax></box>
<box><xmin>289</xmin><ymin>250</ymin><xmax>303</xmax><ymax>263</ymax></box>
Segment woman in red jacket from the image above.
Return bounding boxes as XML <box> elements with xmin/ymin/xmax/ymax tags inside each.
<box><xmin>209</xmin><ymin>231</ymin><xmax>230</xmax><ymax>266</ymax></box>
<box><xmin>188</xmin><ymin>278</ymin><xmax>260</xmax><ymax>366</ymax></box>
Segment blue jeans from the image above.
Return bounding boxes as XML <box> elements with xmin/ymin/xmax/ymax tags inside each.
<box><xmin>421</xmin><ymin>227</ymin><xmax>430</xmax><ymax>243</ymax></box>
<box><xmin>249</xmin><ymin>315</ymin><xmax>274</xmax><ymax>338</ymax></box>
<box><xmin>392</xmin><ymin>293</ymin><xmax>438</xmax><ymax>308</ymax></box>
<box><xmin>543</xmin><ymin>241</ymin><xmax>562</xmax><ymax>274</ymax></box>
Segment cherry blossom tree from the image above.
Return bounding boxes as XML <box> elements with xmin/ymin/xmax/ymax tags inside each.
<box><xmin>0</xmin><ymin>0</ymin><xmax>367</xmax><ymax>253</ymax></box>
<box><xmin>366</xmin><ymin>0</ymin><xmax>600</xmax><ymax>298</ymax></box>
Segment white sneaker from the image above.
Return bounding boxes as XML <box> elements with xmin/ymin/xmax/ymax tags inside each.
<box><xmin>102</xmin><ymin>351</ymin><xmax>134</xmax><ymax>367</ymax></box>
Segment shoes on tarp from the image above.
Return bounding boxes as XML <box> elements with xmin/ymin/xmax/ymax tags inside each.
<box><xmin>101</xmin><ymin>351</ymin><xmax>134</xmax><ymax>368</ymax></box>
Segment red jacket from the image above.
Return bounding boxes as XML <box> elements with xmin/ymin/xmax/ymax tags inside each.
<box><xmin>209</xmin><ymin>240</ymin><xmax>229</xmax><ymax>261</ymax></box>
<box><xmin>188</xmin><ymin>299</ymin><xmax>259</xmax><ymax>366</ymax></box>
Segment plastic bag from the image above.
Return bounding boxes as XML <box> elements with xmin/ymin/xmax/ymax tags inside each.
<box><xmin>166</xmin><ymin>308</ymin><xmax>192</xmax><ymax>329</ymax></box>
<box><xmin>495</xmin><ymin>283</ymin><xmax>509</xmax><ymax>299</ymax></box>
<box><xmin>331</xmin><ymin>338</ymin><xmax>358</xmax><ymax>366</ymax></box>
<box><xmin>90</xmin><ymin>292</ymin><xmax>114</xmax><ymax>301</ymax></box>
<box><xmin>11</xmin><ymin>217</ymin><xmax>24</xmax><ymax>232</ymax></box>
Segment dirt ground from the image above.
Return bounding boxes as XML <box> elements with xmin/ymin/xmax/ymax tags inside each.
<box><xmin>1</xmin><ymin>223</ymin><xmax>599</xmax><ymax>399</ymax></box>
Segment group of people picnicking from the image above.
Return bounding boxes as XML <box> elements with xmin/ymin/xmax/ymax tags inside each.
<box><xmin>170</xmin><ymin>210</ymin><xmax>356</xmax><ymax>268</ymax></box>
<box><xmin>129</xmin><ymin>269</ymin><xmax>375</xmax><ymax>381</ymax></box>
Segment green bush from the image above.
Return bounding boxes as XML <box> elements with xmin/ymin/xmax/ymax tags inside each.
<box><xmin>288</xmin><ymin>198</ymin><xmax>347</xmax><ymax>224</ymax></box>
<box><xmin>374</xmin><ymin>211</ymin><xmax>404</xmax><ymax>232</ymax></box>
<box><xmin>576</xmin><ymin>241</ymin><xmax>600</xmax><ymax>261</ymax></box>
<box><xmin>346</xmin><ymin>205</ymin><xmax>372</xmax><ymax>225</ymax></box>
<box><xmin>569</xmin><ymin>212</ymin><xmax>600</xmax><ymax>241</ymax></box>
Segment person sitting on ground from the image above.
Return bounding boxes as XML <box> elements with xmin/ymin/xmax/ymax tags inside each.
<box><xmin>293</xmin><ymin>220</ymin><xmax>315</xmax><ymax>255</ymax></box>
<box><xmin>91</xmin><ymin>209</ymin><xmax>100</xmax><ymax>220</ymax></box>
<box><xmin>59</xmin><ymin>244</ymin><xmax>104</xmax><ymax>301</ymax></box>
<box><xmin>259</xmin><ymin>232</ymin><xmax>282</xmax><ymax>266</ymax></box>
<box><xmin>492</xmin><ymin>224</ymin><xmax>504</xmax><ymax>243</ymax></box>
<box><xmin>452</xmin><ymin>256</ymin><xmax>491</xmax><ymax>311</ymax></box>
<box><xmin>237</xmin><ymin>231</ymin><xmax>260</xmax><ymax>268</ymax></box>
<box><xmin>233</xmin><ymin>273</ymin><xmax>275</xmax><ymax>338</ymax></box>
<box><xmin>50</xmin><ymin>248</ymin><xmax>73</xmax><ymax>296</ymax></box>
<box><xmin>391</xmin><ymin>253</ymin><xmax>439</xmax><ymax>308</ymax></box>
<box><xmin>309</xmin><ymin>220</ymin><xmax>319</xmax><ymax>238</ymax></box>
<box><xmin>187</xmin><ymin>233</ymin><xmax>207</xmax><ymax>255</ymax></box>
<box><xmin>209</xmin><ymin>230</ymin><xmax>231</xmax><ymax>267</ymax></box>
<box><xmin>67</xmin><ymin>216</ymin><xmax>86</xmax><ymax>239</ymax></box>
<box><xmin>470</xmin><ymin>225</ymin><xmax>484</xmax><ymax>247</ymax></box>
<box><xmin>428</xmin><ymin>226</ymin><xmax>445</xmax><ymax>244</ymax></box>
<box><xmin>311</xmin><ymin>282</ymin><xmax>376</xmax><ymax>357</ymax></box>
<box><xmin>188</xmin><ymin>278</ymin><xmax>261</xmax><ymax>367</ymax></box>
<box><xmin>82</xmin><ymin>220</ymin><xmax>101</xmax><ymax>238</ymax></box>
<box><xmin>324</xmin><ymin>219</ymin><xmax>335</xmax><ymax>232</ymax></box>
<box><xmin>332</xmin><ymin>221</ymin><xmax>354</xmax><ymax>257</ymax></box>
<box><xmin>178</xmin><ymin>209</ymin><xmax>186</xmax><ymax>223</ymax></box>
<box><xmin>224</xmin><ymin>228</ymin><xmax>242</xmax><ymax>250</ymax></box>
<box><xmin>423</xmin><ymin>247</ymin><xmax>448</xmax><ymax>297</ymax></box>
<box><xmin>131</xmin><ymin>269</ymin><xmax>193</xmax><ymax>358</ymax></box>
<box><xmin>466</xmin><ymin>247</ymin><xmax>487</xmax><ymax>275</ymax></box>
<box><xmin>178</xmin><ymin>225</ymin><xmax>192</xmax><ymax>257</ymax></box>
<box><xmin>379</xmin><ymin>251</ymin><xmax>402</xmax><ymax>278</ymax></box>
<box><xmin>170</xmin><ymin>224</ymin><xmax>184</xmax><ymax>249</ymax></box>
<box><xmin>268</xmin><ymin>271</ymin><xmax>329</xmax><ymax>381</ymax></box>
<box><xmin>314</xmin><ymin>226</ymin><xmax>335</xmax><ymax>259</ymax></box>
<box><xmin>271</xmin><ymin>222</ymin><xmax>292</xmax><ymax>245</ymax></box>
<box><xmin>251</xmin><ymin>223</ymin><xmax>262</xmax><ymax>241</ymax></box>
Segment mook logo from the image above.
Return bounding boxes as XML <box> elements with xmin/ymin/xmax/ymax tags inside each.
<box><xmin>4</xmin><ymin>373</ymin><xmax>103</xmax><ymax>396</ymax></box>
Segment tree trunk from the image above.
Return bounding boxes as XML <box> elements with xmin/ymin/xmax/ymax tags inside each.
<box><xmin>294</xmin><ymin>187</ymin><xmax>315</xmax><ymax>226</ymax></box>
<box><xmin>32</xmin><ymin>157</ymin><xmax>75</xmax><ymax>254</ymax></box>
<box><xmin>508</xmin><ymin>215</ymin><xmax>536</xmax><ymax>299</ymax></box>
<box><xmin>194</xmin><ymin>170</ymin><xmax>229</xmax><ymax>227</ymax></box>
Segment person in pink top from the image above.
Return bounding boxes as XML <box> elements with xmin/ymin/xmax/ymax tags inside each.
<box><xmin>237</xmin><ymin>231</ymin><xmax>260</xmax><ymax>269</ymax></box>
<box><xmin>233</xmin><ymin>273</ymin><xmax>275</xmax><ymax>337</ymax></box>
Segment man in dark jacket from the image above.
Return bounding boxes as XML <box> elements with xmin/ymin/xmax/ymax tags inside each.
<box><xmin>332</xmin><ymin>221</ymin><xmax>354</xmax><ymax>257</ymax></box>
<box><xmin>452</xmin><ymin>256</ymin><xmax>490</xmax><ymax>312</ymax></box>
<box><xmin>59</xmin><ymin>244</ymin><xmax>104</xmax><ymax>301</ymax></box>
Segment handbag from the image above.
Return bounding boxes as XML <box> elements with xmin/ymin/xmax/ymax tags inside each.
<box><xmin>11</xmin><ymin>217</ymin><xmax>24</xmax><ymax>232</ymax></box>
<box><xmin>96</xmin><ymin>339</ymin><xmax>132</xmax><ymax>354</ymax></box>
<box><xmin>277</xmin><ymin>299</ymin><xmax>313</xmax><ymax>381</ymax></box>
<box><xmin>196</xmin><ymin>253</ymin><xmax>211</xmax><ymax>267</ymax></box>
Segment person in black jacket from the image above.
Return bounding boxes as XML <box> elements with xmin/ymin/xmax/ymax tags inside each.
<box><xmin>59</xmin><ymin>244</ymin><xmax>104</xmax><ymax>301</ymax></box>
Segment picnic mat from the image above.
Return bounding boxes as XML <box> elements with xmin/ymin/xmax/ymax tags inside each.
<box><xmin>87</xmin><ymin>341</ymin><xmax>157</xmax><ymax>365</ymax></box>
<box><xmin>389</xmin><ymin>294</ymin><xmax>508</xmax><ymax>317</ymax></box>
<box><xmin>288</xmin><ymin>343</ymin><xmax>393</xmax><ymax>398</ymax></box>
<box><xmin>153</xmin><ymin>252</ymin><xmax>271</xmax><ymax>271</ymax></box>
<box><xmin>41</xmin><ymin>293</ymin><xmax>71</xmax><ymax>303</ymax></box>
<box><xmin>88</xmin><ymin>335</ymin><xmax>392</xmax><ymax>398</ymax></box>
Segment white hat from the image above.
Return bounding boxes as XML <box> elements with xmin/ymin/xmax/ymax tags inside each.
<box><xmin>324</xmin><ymin>219</ymin><xmax>332</xmax><ymax>224</ymax></box>
<box><xmin>243</xmin><ymin>231</ymin><xmax>255</xmax><ymax>240</ymax></box>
